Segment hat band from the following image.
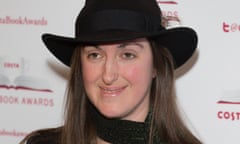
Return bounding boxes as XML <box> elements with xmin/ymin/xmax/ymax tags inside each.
<box><xmin>81</xmin><ymin>10</ymin><xmax>163</xmax><ymax>33</ymax></box>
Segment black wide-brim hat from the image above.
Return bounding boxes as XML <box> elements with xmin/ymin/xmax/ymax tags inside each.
<box><xmin>42</xmin><ymin>0</ymin><xmax>198</xmax><ymax>68</ymax></box>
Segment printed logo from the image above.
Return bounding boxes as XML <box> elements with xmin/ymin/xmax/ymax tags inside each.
<box><xmin>0</xmin><ymin>129</ymin><xmax>28</xmax><ymax>137</ymax></box>
<box><xmin>217</xmin><ymin>90</ymin><xmax>240</xmax><ymax>121</ymax></box>
<box><xmin>0</xmin><ymin>56</ymin><xmax>54</xmax><ymax>107</ymax></box>
<box><xmin>157</xmin><ymin>0</ymin><xmax>178</xmax><ymax>5</ymax></box>
<box><xmin>217</xmin><ymin>111</ymin><xmax>240</xmax><ymax>121</ymax></box>
<box><xmin>222</xmin><ymin>21</ymin><xmax>240</xmax><ymax>33</ymax></box>
<box><xmin>0</xmin><ymin>16</ymin><xmax>47</xmax><ymax>26</ymax></box>
<box><xmin>217</xmin><ymin>90</ymin><xmax>240</xmax><ymax>105</ymax></box>
<box><xmin>0</xmin><ymin>95</ymin><xmax>54</xmax><ymax>107</ymax></box>
<box><xmin>0</xmin><ymin>56</ymin><xmax>52</xmax><ymax>92</ymax></box>
<box><xmin>157</xmin><ymin>0</ymin><xmax>180</xmax><ymax>28</ymax></box>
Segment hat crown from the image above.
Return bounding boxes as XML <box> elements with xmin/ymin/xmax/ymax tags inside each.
<box><xmin>82</xmin><ymin>0</ymin><xmax>161</xmax><ymax>14</ymax></box>
<box><xmin>75</xmin><ymin>0</ymin><xmax>163</xmax><ymax>37</ymax></box>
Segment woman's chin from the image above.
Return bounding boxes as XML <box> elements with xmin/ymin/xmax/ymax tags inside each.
<box><xmin>98</xmin><ymin>108</ymin><xmax>124</xmax><ymax>119</ymax></box>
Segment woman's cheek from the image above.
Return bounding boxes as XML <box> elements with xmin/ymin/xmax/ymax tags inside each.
<box><xmin>82</xmin><ymin>64</ymin><xmax>100</xmax><ymax>83</ymax></box>
<box><xmin>123</xmin><ymin>62</ymin><xmax>154</xmax><ymax>84</ymax></box>
<box><xmin>123</xmin><ymin>65</ymin><xmax>142</xmax><ymax>82</ymax></box>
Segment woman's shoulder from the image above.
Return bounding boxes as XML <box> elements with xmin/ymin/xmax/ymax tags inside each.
<box><xmin>23</xmin><ymin>127</ymin><xmax>62</xmax><ymax>144</ymax></box>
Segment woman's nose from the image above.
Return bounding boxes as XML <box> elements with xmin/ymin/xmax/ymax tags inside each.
<box><xmin>102</xmin><ymin>58</ymin><xmax>118</xmax><ymax>85</ymax></box>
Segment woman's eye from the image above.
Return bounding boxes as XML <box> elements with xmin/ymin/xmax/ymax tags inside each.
<box><xmin>122</xmin><ymin>52</ymin><xmax>136</xmax><ymax>59</ymax></box>
<box><xmin>87</xmin><ymin>52</ymin><xmax>102</xmax><ymax>60</ymax></box>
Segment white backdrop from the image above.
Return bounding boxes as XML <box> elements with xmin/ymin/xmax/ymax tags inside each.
<box><xmin>1</xmin><ymin>0</ymin><xmax>240</xmax><ymax>143</ymax></box>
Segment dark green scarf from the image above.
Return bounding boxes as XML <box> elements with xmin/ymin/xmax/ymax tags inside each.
<box><xmin>93</xmin><ymin>108</ymin><xmax>163</xmax><ymax>144</ymax></box>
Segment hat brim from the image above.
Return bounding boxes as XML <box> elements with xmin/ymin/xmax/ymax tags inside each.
<box><xmin>42</xmin><ymin>27</ymin><xmax>197</xmax><ymax>68</ymax></box>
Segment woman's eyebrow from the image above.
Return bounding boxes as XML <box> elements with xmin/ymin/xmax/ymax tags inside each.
<box><xmin>118</xmin><ymin>42</ymin><xmax>144</xmax><ymax>49</ymax></box>
<box><xmin>83</xmin><ymin>45</ymin><xmax>99</xmax><ymax>49</ymax></box>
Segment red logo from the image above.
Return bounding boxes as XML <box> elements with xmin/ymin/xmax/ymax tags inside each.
<box><xmin>157</xmin><ymin>0</ymin><xmax>178</xmax><ymax>5</ymax></box>
<box><xmin>222</xmin><ymin>22</ymin><xmax>240</xmax><ymax>33</ymax></box>
<box><xmin>0</xmin><ymin>16</ymin><xmax>48</xmax><ymax>26</ymax></box>
<box><xmin>0</xmin><ymin>56</ymin><xmax>53</xmax><ymax>92</ymax></box>
<box><xmin>156</xmin><ymin>0</ymin><xmax>179</xmax><ymax>27</ymax></box>
<box><xmin>217</xmin><ymin>90</ymin><xmax>240</xmax><ymax>121</ymax></box>
<box><xmin>217</xmin><ymin>89</ymin><xmax>240</xmax><ymax>105</ymax></box>
<box><xmin>217</xmin><ymin>111</ymin><xmax>240</xmax><ymax>121</ymax></box>
<box><xmin>0</xmin><ymin>129</ymin><xmax>28</xmax><ymax>137</ymax></box>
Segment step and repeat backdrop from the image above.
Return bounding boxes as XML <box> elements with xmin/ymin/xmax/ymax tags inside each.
<box><xmin>1</xmin><ymin>0</ymin><xmax>240</xmax><ymax>143</ymax></box>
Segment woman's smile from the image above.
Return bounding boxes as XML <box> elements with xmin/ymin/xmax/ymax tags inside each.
<box><xmin>99</xmin><ymin>85</ymin><xmax>127</xmax><ymax>97</ymax></box>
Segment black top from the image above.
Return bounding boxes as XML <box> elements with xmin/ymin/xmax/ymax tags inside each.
<box><xmin>26</xmin><ymin>128</ymin><xmax>61</xmax><ymax>144</ymax></box>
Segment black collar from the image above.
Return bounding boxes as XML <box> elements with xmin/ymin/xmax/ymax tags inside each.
<box><xmin>92</xmin><ymin>108</ymin><xmax>162</xmax><ymax>144</ymax></box>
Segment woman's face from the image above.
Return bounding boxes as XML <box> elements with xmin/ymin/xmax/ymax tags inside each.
<box><xmin>81</xmin><ymin>38</ymin><xmax>156</xmax><ymax>122</ymax></box>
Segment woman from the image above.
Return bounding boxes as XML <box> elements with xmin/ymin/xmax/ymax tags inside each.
<box><xmin>21</xmin><ymin>0</ymin><xmax>202</xmax><ymax>143</ymax></box>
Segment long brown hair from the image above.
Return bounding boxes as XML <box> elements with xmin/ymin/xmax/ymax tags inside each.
<box><xmin>61</xmin><ymin>46</ymin><xmax>96</xmax><ymax>144</ymax></box>
<box><xmin>148</xmin><ymin>40</ymin><xmax>201</xmax><ymax>144</ymax></box>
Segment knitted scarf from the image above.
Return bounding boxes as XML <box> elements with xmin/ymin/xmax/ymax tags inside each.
<box><xmin>93</xmin><ymin>108</ymin><xmax>163</xmax><ymax>144</ymax></box>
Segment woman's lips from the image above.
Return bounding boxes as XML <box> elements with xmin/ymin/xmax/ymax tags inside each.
<box><xmin>99</xmin><ymin>86</ymin><xmax>127</xmax><ymax>97</ymax></box>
